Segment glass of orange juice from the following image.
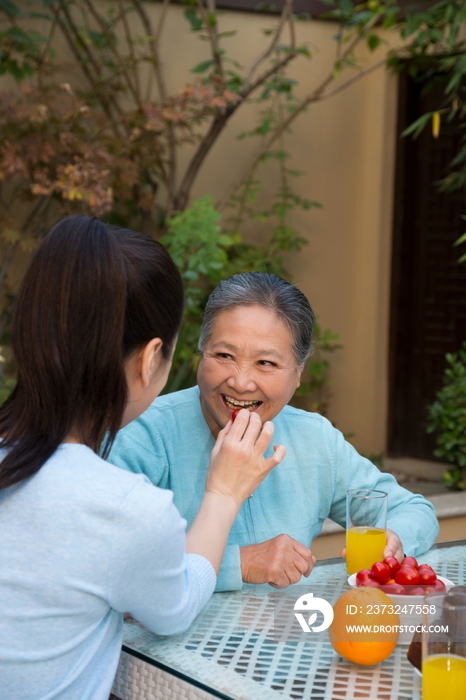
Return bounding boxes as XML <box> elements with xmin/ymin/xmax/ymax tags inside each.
<box><xmin>346</xmin><ymin>489</ymin><xmax>387</xmax><ymax>574</ymax></box>
<box><xmin>422</xmin><ymin>590</ymin><xmax>466</xmax><ymax>700</ymax></box>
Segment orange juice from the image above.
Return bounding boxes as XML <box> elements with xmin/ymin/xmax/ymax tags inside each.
<box><xmin>346</xmin><ymin>526</ymin><xmax>386</xmax><ymax>574</ymax></box>
<box><xmin>423</xmin><ymin>655</ymin><xmax>466</xmax><ymax>700</ymax></box>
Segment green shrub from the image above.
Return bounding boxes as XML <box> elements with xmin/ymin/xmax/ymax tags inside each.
<box><xmin>427</xmin><ymin>342</ymin><xmax>466</xmax><ymax>490</ymax></box>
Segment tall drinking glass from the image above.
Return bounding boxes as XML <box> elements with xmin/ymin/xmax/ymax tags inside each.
<box><xmin>346</xmin><ymin>489</ymin><xmax>387</xmax><ymax>574</ymax></box>
<box><xmin>422</xmin><ymin>590</ymin><xmax>466</xmax><ymax>700</ymax></box>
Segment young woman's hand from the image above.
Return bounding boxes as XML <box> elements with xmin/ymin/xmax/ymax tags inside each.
<box><xmin>206</xmin><ymin>408</ymin><xmax>286</xmax><ymax>510</ymax></box>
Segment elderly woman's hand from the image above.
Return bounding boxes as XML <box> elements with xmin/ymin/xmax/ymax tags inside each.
<box><xmin>240</xmin><ymin>535</ymin><xmax>316</xmax><ymax>587</ymax></box>
<box><xmin>340</xmin><ymin>528</ymin><xmax>404</xmax><ymax>564</ymax></box>
<box><xmin>187</xmin><ymin>409</ymin><xmax>286</xmax><ymax>575</ymax></box>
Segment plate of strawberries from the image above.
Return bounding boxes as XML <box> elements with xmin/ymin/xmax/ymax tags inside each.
<box><xmin>348</xmin><ymin>555</ymin><xmax>453</xmax><ymax>596</ymax></box>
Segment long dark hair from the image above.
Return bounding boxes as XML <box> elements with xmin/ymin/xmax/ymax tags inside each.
<box><xmin>0</xmin><ymin>216</ymin><xmax>184</xmax><ymax>490</ymax></box>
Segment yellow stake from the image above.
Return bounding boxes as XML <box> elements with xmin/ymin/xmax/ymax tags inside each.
<box><xmin>432</xmin><ymin>111</ymin><xmax>441</xmax><ymax>139</ymax></box>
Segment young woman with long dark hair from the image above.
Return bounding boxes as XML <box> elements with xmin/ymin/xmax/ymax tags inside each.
<box><xmin>0</xmin><ymin>216</ymin><xmax>285</xmax><ymax>700</ymax></box>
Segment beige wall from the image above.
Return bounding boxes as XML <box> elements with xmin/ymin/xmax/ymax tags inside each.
<box><xmin>2</xmin><ymin>3</ymin><xmax>401</xmax><ymax>454</ymax></box>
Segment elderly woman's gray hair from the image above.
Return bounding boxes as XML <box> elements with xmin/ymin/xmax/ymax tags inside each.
<box><xmin>198</xmin><ymin>272</ymin><xmax>315</xmax><ymax>366</ymax></box>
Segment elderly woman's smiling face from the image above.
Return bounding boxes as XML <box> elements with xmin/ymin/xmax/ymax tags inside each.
<box><xmin>197</xmin><ymin>304</ymin><xmax>303</xmax><ymax>437</ymax></box>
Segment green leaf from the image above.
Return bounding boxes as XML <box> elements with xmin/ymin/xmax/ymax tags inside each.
<box><xmin>296</xmin><ymin>44</ymin><xmax>311</xmax><ymax>58</ymax></box>
<box><xmin>184</xmin><ymin>8</ymin><xmax>203</xmax><ymax>31</ymax></box>
<box><xmin>401</xmin><ymin>112</ymin><xmax>432</xmax><ymax>139</ymax></box>
<box><xmin>191</xmin><ymin>59</ymin><xmax>214</xmax><ymax>74</ymax></box>
<box><xmin>367</xmin><ymin>34</ymin><xmax>381</xmax><ymax>52</ymax></box>
<box><xmin>453</xmin><ymin>232</ymin><xmax>466</xmax><ymax>247</ymax></box>
<box><xmin>382</xmin><ymin>12</ymin><xmax>398</xmax><ymax>30</ymax></box>
<box><xmin>0</xmin><ymin>0</ymin><xmax>19</xmax><ymax>17</ymax></box>
<box><xmin>218</xmin><ymin>234</ymin><xmax>233</xmax><ymax>246</ymax></box>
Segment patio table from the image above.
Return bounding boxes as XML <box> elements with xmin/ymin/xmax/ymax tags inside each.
<box><xmin>112</xmin><ymin>539</ymin><xmax>466</xmax><ymax>700</ymax></box>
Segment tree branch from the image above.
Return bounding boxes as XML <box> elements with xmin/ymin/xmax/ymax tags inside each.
<box><xmin>80</xmin><ymin>0</ymin><xmax>143</xmax><ymax>112</ymax></box>
<box><xmin>154</xmin><ymin>0</ymin><xmax>171</xmax><ymax>47</ymax></box>
<box><xmin>56</xmin><ymin>2</ymin><xmax>102</xmax><ymax>84</ymax></box>
<box><xmin>242</xmin><ymin>0</ymin><xmax>293</xmax><ymax>92</ymax></box>
<box><xmin>131</xmin><ymin>0</ymin><xmax>168</xmax><ymax>103</ymax></box>
<box><xmin>171</xmin><ymin>109</ymin><xmax>234</xmax><ymax>212</ymax></box>
<box><xmin>118</xmin><ymin>0</ymin><xmax>142</xmax><ymax>98</ymax></box>
<box><xmin>169</xmin><ymin>0</ymin><xmax>306</xmax><ymax>212</ymax></box>
<box><xmin>242</xmin><ymin>50</ymin><xmax>297</xmax><ymax>100</ymax></box>
<box><xmin>0</xmin><ymin>241</ymin><xmax>18</xmax><ymax>290</ymax></box>
<box><xmin>318</xmin><ymin>57</ymin><xmax>389</xmax><ymax>102</ymax></box>
<box><xmin>130</xmin><ymin>0</ymin><xmax>176</xmax><ymax>193</ymax></box>
<box><xmin>51</xmin><ymin>4</ymin><xmax>125</xmax><ymax>138</ymax></box>
<box><xmin>0</xmin><ymin>194</ymin><xmax>49</xmax><ymax>288</ymax></box>
<box><xmin>218</xmin><ymin>14</ymin><xmax>388</xmax><ymax>211</ymax></box>
<box><xmin>196</xmin><ymin>0</ymin><xmax>224</xmax><ymax>78</ymax></box>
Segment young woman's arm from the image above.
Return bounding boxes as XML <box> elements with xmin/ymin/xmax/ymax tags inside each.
<box><xmin>186</xmin><ymin>409</ymin><xmax>285</xmax><ymax>573</ymax></box>
<box><xmin>108</xmin><ymin>410</ymin><xmax>284</xmax><ymax>637</ymax></box>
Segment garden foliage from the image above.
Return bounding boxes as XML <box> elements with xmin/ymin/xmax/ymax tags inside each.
<box><xmin>427</xmin><ymin>342</ymin><xmax>466</xmax><ymax>490</ymax></box>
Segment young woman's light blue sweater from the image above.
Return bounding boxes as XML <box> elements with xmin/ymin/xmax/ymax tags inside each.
<box><xmin>0</xmin><ymin>443</ymin><xmax>215</xmax><ymax>700</ymax></box>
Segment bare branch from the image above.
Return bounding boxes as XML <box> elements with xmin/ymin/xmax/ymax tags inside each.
<box><xmin>242</xmin><ymin>49</ymin><xmax>297</xmax><ymax>100</ymax></box>
<box><xmin>52</xmin><ymin>2</ymin><xmax>127</xmax><ymax>138</ymax></box>
<box><xmin>21</xmin><ymin>195</ymin><xmax>52</xmax><ymax>238</ymax></box>
<box><xmin>118</xmin><ymin>0</ymin><xmax>142</xmax><ymax>97</ymax></box>
<box><xmin>0</xmin><ymin>193</ymin><xmax>50</xmax><ymax>288</ymax></box>
<box><xmin>206</xmin><ymin>0</ymin><xmax>218</xmax><ymax>41</ymax></box>
<box><xmin>171</xmin><ymin>109</ymin><xmax>234</xmax><ymax>212</ymax></box>
<box><xmin>56</xmin><ymin>2</ymin><xmax>102</xmax><ymax>84</ymax></box>
<box><xmin>340</xmin><ymin>11</ymin><xmax>381</xmax><ymax>62</ymax></box>
<box><xmin>154</xmin><ymin>0</ymin><xmax>171</xmax><ymax>46</ymax></box>
<box><xmin>196</xmin><ymin>0</ymin><xmax>224</xmax><ymax>78</ymax></box>
<box><xmin>0</xmin><ymin>241</ymin><xmax>18</xmax><ymax>291</ymax></box>
<box><xmin>80</xmin><ymin>0</ymin><xmax>143</xmax><ymax>111</ymax></box>
<box><xmin>318</xmin><ymin>57</ymin><xmax>389</xmax><ymax>102</ymax></box>
<box><xmin>131</xmin><ymin>0</ymin><xmax>168</xmax><ymax>102</ymax></box>
<box><xmin>287</xmin><ymin>0</ymin><xmax>296</xmax><ymax>53</ymax></box>
<box><xmin>37</xmin><ymin>11</ymin><xmax>59</xmax><ymax>72</ymax></box>
<box><xmin>130</xmin><ymin>0</ymin><xmax>176</xmax><ymax>193</ymax></box>
<box><xmin>141</xmin><ymin>0</ymin><xmax>171</xmax><ymax>104</ymax></box>
<box><xmin>242</xmin><ymin>0</ymin><xmax>293</xmax><ymax>92</ymax></box>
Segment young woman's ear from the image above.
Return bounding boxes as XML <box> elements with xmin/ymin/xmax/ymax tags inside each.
<box><xmin>139</xmin><ymin>338</ymin><xmax>164</xmax><ymax>388</ymax></box>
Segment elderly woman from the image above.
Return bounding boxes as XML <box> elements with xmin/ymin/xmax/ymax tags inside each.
<box><xmin>108</xmin><ymin>272</ymin><xmax>439</xmax><ymax>591</ymax></box>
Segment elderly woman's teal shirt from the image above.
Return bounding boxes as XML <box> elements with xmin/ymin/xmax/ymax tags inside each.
<box><xmin>108</xmin><ymin>386</ymin><xmax>439</xmax><ymax>591</ymax></box>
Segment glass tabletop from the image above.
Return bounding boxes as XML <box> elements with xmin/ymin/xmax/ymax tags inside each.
<box><xmin>121</xmin><ymin>540</ymin><xmax>466</xmax><ymax>700</ymax></box>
